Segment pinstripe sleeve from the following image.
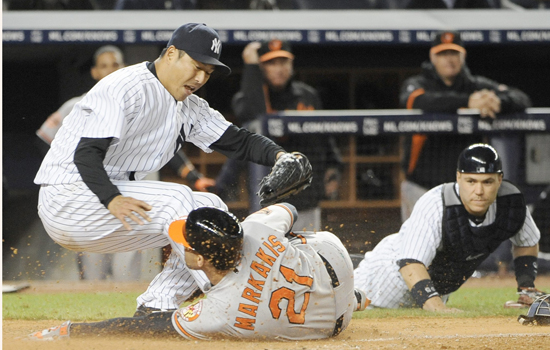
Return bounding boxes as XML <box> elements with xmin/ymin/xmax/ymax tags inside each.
<box><xmin>510</xmin><ymin>208</ymin><xmax>541</xmax><ymax>247</ymax></box>
<box><xmin>183</xmin><ymin>96</ymin><xmax>231</xmax><ymax>152</ymax></box>
<box><xmin>398</xmin><ymin>186</ymin><xmax>444</xmax><ymax>266</ymax></box>
<box><xmin>78</xmin><ymin>79</ymin><xmax>128</xmax><ymax>141</ymax></box>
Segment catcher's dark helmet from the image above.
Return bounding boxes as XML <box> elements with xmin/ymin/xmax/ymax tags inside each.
<box><xmin>457</xmin><ymin>143</ymin><xmax>503</xmax><ymax>174</ymax></box>
<box><xmin>518</xmin><ymin>294</ymin><xmax>550</xmax><ymax>326</ymax></box>
<box><xmin>169</xmin><ymin>207</ymin><xmax>243</xmax><ymax>270</ymax></box>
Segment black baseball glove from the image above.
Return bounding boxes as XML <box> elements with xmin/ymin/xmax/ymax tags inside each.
<box><xmin>257</xmin><ymin>152</ymin><xmax>313</xmax><ymax>207</ymax></box>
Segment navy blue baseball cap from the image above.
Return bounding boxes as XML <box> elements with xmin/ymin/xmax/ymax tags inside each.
<box><xmin>167</xmin><ymin>23</ymin><xmax>231</xmax><ymax>76</ymax></box>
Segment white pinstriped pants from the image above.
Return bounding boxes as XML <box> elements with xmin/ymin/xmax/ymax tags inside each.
<box><xmin>38</xmin><ymin>180</ymin><xmax>227</xmax><ymax>310</ymax></box>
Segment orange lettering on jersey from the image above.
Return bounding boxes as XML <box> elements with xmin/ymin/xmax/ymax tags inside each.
<box><xmin>255</xmin><ymin>247</ymin><xmax>276</xmax><ymax>266</ymax></box>
<box><xmin>251</xmin><ymin>261</ymin><xmax>271</xmax><ymax>278</ymax></box>
<box><xmin>268</xmin><ymin>235</ymin><xmax>286</xmax><ymax>253</ymax></box>
<box><xmin>247</xmin><ymin>273</ymin><xmax>265</xmax><ymax>291</ymax></box>
<box><xmin>280</xmin><ymin>265</ymin><xmax>313</xmax><ymax>287</ymax></box>
<box><xmin>234</xmin><ymin>317</ymin><xmax>256</xmax><ymax>331</ymax></box>
<box><xmin>269</xmin><ymin>287</ymin><xmax>310</xmax><ymax>324</ymax></box>
<box><xmin>238</xmin><ymin>303</ymin><xmax>258</xmax><ymax>317</ymax></box>
<box><xmin>262</xmin><ymin>241</ymin><xmax>280</xmax><ymax>257</ymax></box>
<box><xmin>242</xmin><ymin>287</ymin><xmax>261</xmax><ymax>304</ymax></box>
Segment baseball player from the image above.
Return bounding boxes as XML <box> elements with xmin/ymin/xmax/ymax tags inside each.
<box><xmin>33</xmin><ymin>23</ymin><xmax>309</xmax><ymax>314</ymax></box>
<box><xmin>36</xmin><ymin>45</ymin><xmax>125</xmax><ymax>148</ymax></box>
<box><xmin>354</xmin><ymin>144</ymin><xmax>541</xmax><ymax>312</ymax></box>
<box><xmin>29</xmin><ymin>204</ymin><xmax>368</xmax><ymax>341</ymax></box>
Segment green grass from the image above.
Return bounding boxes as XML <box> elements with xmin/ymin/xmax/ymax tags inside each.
<box><xmin>3</xmin><ymin>287</ymin><xmax>534</xmax><ymax>321</ymax></box>
<box><xmin>2</xmin><ymin>292</ymin><xmax>140</xmax><ymax>321</ymax></box>
<box><xmin>354</xmin><ymin>288</ymin><xmax>529</xmax><ymax>319</ymax></box>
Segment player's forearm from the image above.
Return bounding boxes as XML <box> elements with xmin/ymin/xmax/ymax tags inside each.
<box><xmin>74</xmin><ymin>137</ymin><xmax>121</xmax><ymax>208</ymax></box>
<box><xmin>232</xmin><ymin>64</ymin><xmax>268</xmax><ymax>122</ymax></box>
<box><xmin>210</xmin><ymin>125</ymin><xmax>285</xmax><ymax>166</ymax></box>
<box><xmin>513</xmin><ymin>244</ymin><xmax>539</xmax><ymax>289</ymax></box>
<box><xmin>410</xmin><ymin>92</ymin><xmax>470</xmax><ymax>113</ymax></box>
<box><xmin>399</xmin><ymin>262</ymin><xmax>442</xmax><ymax>310</ymax></box>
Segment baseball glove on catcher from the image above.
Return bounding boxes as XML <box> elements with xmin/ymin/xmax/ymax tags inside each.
<box><xmin>504</xmin><ymin>287</ymin><xmax>547</xmax><ymax>309</ymax></box>
<box><xmin>257</xmin><ymin>152</ymin><xmax>313</xmax><ymax>207</ymax></box>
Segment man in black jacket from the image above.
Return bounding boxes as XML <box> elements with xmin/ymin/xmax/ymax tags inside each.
<box><xmin>399</xmin><ymin>30</ymin><xmax>531</xmax><ymax>221</ymax></box>
<box><xmin>215</xmin><ymin>39</ymin><xmax>342</xmax><ymax>231</ymax></box>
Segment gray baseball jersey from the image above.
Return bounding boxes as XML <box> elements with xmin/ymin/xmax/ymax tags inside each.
<box><xmin>354</xmin><ymin>183</ymin><xmax>540</xmax><ymax>308</ymax></box>
<box><xmin>34</xmin><ymin>62</ymin><xmax>234</xmax><ymax>310</ymax></box>
<box><xmin>171</xmin><ymin>204</ymin><xmax>356</xmax><ymax>340</ymax></box>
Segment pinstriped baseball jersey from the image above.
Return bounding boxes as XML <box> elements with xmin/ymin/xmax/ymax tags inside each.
<box><xmin>33</xmin><ymin>62</ymin><xmax>238</xmax><ymax>311</ymax></box>
<box><xmin>171</xmin><ymin>204</ymin><xmax>356</xmax><ymax>340</ymax></box>
<box><xmin>36</xmin><ymin>94</ymin><xmax>86</xmax><ymax>145</ymax></box>
<box><xmin>34</xmin><ymin>62</ymin><xmax>231</xmax><ymax>185</ymax></box>
<box><xmin>354</xmin><ymin>183</ymin><xmax>540</xmax><ymax>309</ymax></box>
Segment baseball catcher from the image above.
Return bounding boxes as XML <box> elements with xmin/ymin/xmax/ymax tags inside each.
<box><xmin>258</xmin><ymin>152</ymin><xmax>313</xmax><ymax>206</ymax></box>
<box><xmin>518</xmin><ymin>294</ymin><xmax>550</xmax><ymax>326</ymax></box>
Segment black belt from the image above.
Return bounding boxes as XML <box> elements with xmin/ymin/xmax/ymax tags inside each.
<box><xmin>318</xmin><ymin>253</ymin><xmax>344</xmax><ymax>336</ymax></box>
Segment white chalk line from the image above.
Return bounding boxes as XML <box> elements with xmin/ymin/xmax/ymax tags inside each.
<box><xmin>356</xmin><ymin>332</ymin><xmax>550</xmax><ymax>342</ymax></box>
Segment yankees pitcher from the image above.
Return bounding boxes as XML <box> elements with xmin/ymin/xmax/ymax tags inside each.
<box><xmin>29</xmin><ymin>204</ymin><xmax>364</xmax><ymax>341</ymax></box>
<box><xmin>354</xmin><ymin>144</ymin><xmax>541</xmax><ymax>312</ymax></box>
<box><xmin>34</xmin><ymin>23</ymin><xmax>307</xmax><ymax>313</ymax></box>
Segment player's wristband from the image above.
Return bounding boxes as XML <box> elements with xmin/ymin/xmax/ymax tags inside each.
<box><xmin>514</xmin><ymin>255</ymin><xmax>537</xmax><ymax>290</ymax></box>
<box><xmin>179</xmin><ymin>165</ymin><xmax>202</xmax><ymax>184</ymax></box>
<box><xmin>410</xmin><ymin>279</ymin><xmax>440</xmax><ymax>308</ymax></box>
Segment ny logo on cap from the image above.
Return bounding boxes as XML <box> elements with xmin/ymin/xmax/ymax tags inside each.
<box><xmin>211</xmin><ymin>38</ymin><xmax>221</xmax><ymax>55</ymax></box>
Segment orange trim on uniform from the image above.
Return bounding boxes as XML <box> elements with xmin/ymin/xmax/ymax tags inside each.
<box><xmin>168</xmin><ymin>219</ymin><xmax>192</xmax><ymax>249</ymax></box>
<box><xmin>405</xmin><ymin>88</ymin><xmax>427</xmax><ymax>175</ymax></box>
<box><xmin>430</xmin><ymin>43</ymin><xmax>466</xmax><ymax>55</ymax></box>
<box><xmin>406</xmin><ymin>88</ymin><xmax>425</xmax><ymax>110</ymax></box>
<box><xmin>407</xmin><ymin>134</ymin><xmax>428</xmax><ymax>175</ymax></box>
<box><xmin>274</xmin><ymin>204</ymin><xmax>295</xmax><ymax>228</ymax></box>
<box><xmin>263</xmin><ymin>84</ymin><xmax>274</xmax><ymax>113</ymax></box>
<box><xmin>259</xmin><ymin>51</ymin><xmax>295</xmax><ymax>63</ymax></box>
<box><xmin>173</xmin><ymin>313</ymin><xmax>200</xmax><ymax>340</ymax></box>
<box><xmin>287</xmin><ymin>231</ymin><xmax>307</xmax><ymax>245</ymax></box>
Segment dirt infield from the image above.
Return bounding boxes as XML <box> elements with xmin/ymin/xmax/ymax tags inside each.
<box><xmin>3</xmin><ymin>276</ymin><xmax>550</xmax><ymax>350</ymax></box>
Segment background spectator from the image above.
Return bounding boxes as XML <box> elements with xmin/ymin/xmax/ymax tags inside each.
<box><xmin>399</xmin><ymin>30</ymin><xmax>531</xmax><ymax>222</ymax></box>
<box><xmin>215</xmin><ymin>39</ymin><xmax>343</xmax><ymax>231</ymax></box>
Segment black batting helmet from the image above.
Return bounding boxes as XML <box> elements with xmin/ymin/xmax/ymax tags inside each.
<box><xmin>457</xmin><ymin>143</ymin><xmax>503</xmax><ymax>174</ymax></box>
<box><xmin>518</xmin><ymin>294</ymin><xmax>550</xmax><ymax>326</ymax></box>
<box><xmin>169</xmin><ymin>207</ymin><xmax>243</xmax><ymax>270</ymax></box>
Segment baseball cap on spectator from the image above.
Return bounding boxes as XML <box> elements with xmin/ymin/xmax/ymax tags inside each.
<box><xmin>258</xmin><ymin>39</ymin><xmax>295</xmax><ymax>63</ymax></box>
<box><xmin>167</xmin><ymin>23</ymin><xmax>231</xmax><ymax>75</ymax></box>
<box><xmin>430</xmin><ymin>31</ymin><xmax>466</xmax><ymax>55</ymax></box>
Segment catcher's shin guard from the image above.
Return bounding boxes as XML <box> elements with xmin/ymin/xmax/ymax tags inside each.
<box><xmin>518</xmin><ymin>294</ymin><xmax>550</xmax><ymax>326</ymax></box>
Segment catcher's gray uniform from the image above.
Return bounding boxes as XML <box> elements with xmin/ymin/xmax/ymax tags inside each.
<box><xmin>172</xmin><ymin>204</ymin><xmax>356</xmax><ymax>340</ymax></box>
<box><xmin>354</xmin><ymin>183</ymin><xmax>540</xmax><ymax>308</ymax></box>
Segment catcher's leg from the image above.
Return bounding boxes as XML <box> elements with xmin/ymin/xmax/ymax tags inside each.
<box><xmin>353</xmin><ymin>251</ymin><xmax>413</xmax><ymax>309</ymax></box>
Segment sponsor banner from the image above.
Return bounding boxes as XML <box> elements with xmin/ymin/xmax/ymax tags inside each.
<box><xmin>262</xmin><ymin>113</ymin><xmax>549</xmax><ymax>136</ymax></box>
<box><xmin>4</xmin><ymin>29</ymin><xmax>550</xmax><ymax>45</ymax></box>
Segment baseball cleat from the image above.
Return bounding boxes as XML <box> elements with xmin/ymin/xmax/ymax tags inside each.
<box><xmin>504</xmin><ymin>300</ymin><xmax>529</xmax><ymax>309</ymax></box>
<box><xmin>354</xmin><ymin>288</ymin><xmax>370</xmax><ymax>312</ymax></box>
<box><xmin>28</xmin><ymin>321</ymin><xmax>71</xmax><ymax>341</ymax></box>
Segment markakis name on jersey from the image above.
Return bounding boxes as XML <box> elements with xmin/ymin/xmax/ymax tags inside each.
<box><xmin>233</xmin><ymin>235</ymin><xmax>285</xmax><ymax>331</ymax></box>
